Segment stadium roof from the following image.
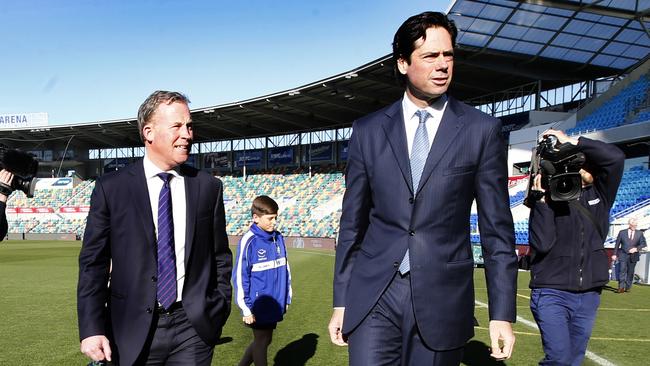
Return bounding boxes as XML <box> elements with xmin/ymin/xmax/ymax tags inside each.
<box><xmin>7</xmin><ymin>0</ymin><xmax>649</xmax><ymax>151</ymax></box>
<box><xmin>449</xmin><ymin>0</ymin><xmax>650</xmax><ymax>70</ymax></box>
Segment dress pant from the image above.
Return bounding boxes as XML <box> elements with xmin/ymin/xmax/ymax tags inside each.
<box><xmin>137</xmin><ymin>303</ymin><xmax>214</xmax><ymax>366</ymax></box>
<box><xmin>530</xmin><ymin>288</ymin><xmax>600</xmax><ymax>366</ymax></box>
<box><xmin>617</xmin><ymin>253</ymin><xmax>636</xmax><ymax>290</ymax></box>
<box><xmin>347</xmin><ymin>272</ymin><xmax>464</xmax><ymax>366</ymax></box>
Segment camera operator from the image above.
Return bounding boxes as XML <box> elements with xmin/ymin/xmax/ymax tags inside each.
<box><xmin>0</xmin><ymin>169</ymin><xmax>14</xmax><ymax>240</ymax></box>
<box><xmin>527</xmin><ymin>129</ymin><xmax>624</xmax><ymax>366</ymax></box>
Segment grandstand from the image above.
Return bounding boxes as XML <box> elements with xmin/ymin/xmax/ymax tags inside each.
<box><xmin>1</xmin><ymin>1</ymin><xmax>649</xmax><ymax>264</ymax></box>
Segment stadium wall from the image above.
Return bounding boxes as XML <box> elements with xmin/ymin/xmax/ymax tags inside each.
<box><xmin>227</xmin><ymin>235</ymin><xmax>335</xmax><ymax>250</ymax></box>
<box><xmin>6</xmin><ymin>233</ymin><xmax>77</xmax><ymax>241</ymax></box>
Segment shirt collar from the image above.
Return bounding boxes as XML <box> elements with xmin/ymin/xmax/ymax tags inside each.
<box><xmin>402</xmin><ymin>93</ymin><xmax>448</xmax><ymax>122</ymax></box>
<box><xmin>143</xmin><ymin>154</ymin><xmax>181</xmax><ymax>179</ymax></box>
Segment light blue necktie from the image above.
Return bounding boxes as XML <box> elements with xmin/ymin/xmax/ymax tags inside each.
<box><xmin>399</xmin><ymin>109</ymin><xmax>430</xmax><ymax>275</ymax></box>
<box><xmin>156</xmin><ymin>172</ymin><xmax>177</xmax><ymax>309</ymax></box>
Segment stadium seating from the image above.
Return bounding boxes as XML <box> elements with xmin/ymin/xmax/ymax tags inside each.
<box><xmin>566</xmin><ymin>76</ymin><xmax>649</xmax><ymax>135</ymax></box>
<box><xmin>611</xmin><ymin>166</ymin><xmax>650</xmax><ymax>216</ymax></box>
<box><xmin>4</xmin><ymin>163</ymin><xmax>648</xmax><ymax>244</ymax></box>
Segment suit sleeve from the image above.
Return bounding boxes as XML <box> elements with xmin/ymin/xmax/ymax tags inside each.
<box><xmin>639</xmin><ymin>231</ymin><xmax>647</xmax><ymax>250</ymax></box>
<box><xmin>0</xmin><ymin>201</ymin><xmax>7</xmax><ymax>240</ymax></box>
<box><xmin>212</xmin><ymin>179</ymin><xmax>233</xmax><ymax>310</ymax></box>
<box><xmin>614</xmin><ymin>231</ymin><xmax>623</xmax><ymax>254</ymax></box>
<box><xmin>333</xmin><ymin>125</ymin><xmax>371</xmax><ymax>307</ymax></box>
<box><xmin>475</xmin><ymin>120</ymin><xmax>518</xmax><ymax>322</ymax></box>
<box><xmin>77</xmin><ymin>179</ymin><xmax>112</xmax><ymax>340</ymax></box>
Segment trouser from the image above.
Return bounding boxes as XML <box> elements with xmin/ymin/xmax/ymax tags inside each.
<box><xmin>530</xmin><ymin>288</ymin><xmax>600</xmax><ymax>366</ymax></box>
<box><xmin>347</xmin><ymin>273</ymin><xmax>464</xmax><ymax>366</ymax></box>
<box><xmin>618</xmin><ymin>255</ymin><xmax>636</xmax><ymax>290</ymax></box>
<box><xmin>137</xmin><ymin>303</ymin><xmax>214</xmax><ymax>366</ymax></box>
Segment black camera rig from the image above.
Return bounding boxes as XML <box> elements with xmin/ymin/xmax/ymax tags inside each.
<box><xmin>524</xmin><ymin>135</ymin><xmax>585</xmax><ymax>206</ymax></box>
<box><xmin>0</xmin><ymin>148</ymin><xmax>39</xmax><ymax>198</ymax></box>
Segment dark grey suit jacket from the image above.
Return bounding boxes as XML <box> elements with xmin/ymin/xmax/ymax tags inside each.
<box><xmin>333</xmin><ymin>96</ymin><xmax>517</xmax><ymax>350</ymax></box>
<box><xmin>78</xmin><ymin>160</ymin><xmax>232</xmax><ymax>365</ymax></box>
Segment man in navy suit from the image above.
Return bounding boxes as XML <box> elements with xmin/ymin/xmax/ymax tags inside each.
<box><xmin>613</xmin><ymin>218</ymin><xmax>647</xmax><ymax>292</ymax></box>
<box><xmin>328</xmin><ymin>12</ymin><xmax>517</xmax><ymax>365</ymax></box>
<box><xmin>78</xmin><ymin>91</ymin><xmax>232</xmax><ymax>365</ymax></box>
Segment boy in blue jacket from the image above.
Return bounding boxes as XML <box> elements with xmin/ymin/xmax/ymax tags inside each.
<box><xmin>233</xmin><ymin>195</ymin><xmax>292</xmax><ymax>366</ymax></box>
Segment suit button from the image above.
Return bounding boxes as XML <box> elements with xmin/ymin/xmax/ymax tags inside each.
<box><xmin>409</xmin><ymin>230</ymin><xmax>415</xmax><ymax>236</ymax></box>
<box><xmin>146</xmin><ymin>307</ymin><xmax>153</xmax><ymax>314</ymax></box>
<box><xmin>409</xmin><ymin>198</ymin><xmax>414</xmax><ymax>204</ymax></box>
<box><xmin>151</xmin><ymin>276</ymin><xmax>157</xmax><ymax>282</ymax></box>
<box><xmin>393</xmin><ymin>261</ymin><xmax>399</xmax><ymax>267</ymax></box>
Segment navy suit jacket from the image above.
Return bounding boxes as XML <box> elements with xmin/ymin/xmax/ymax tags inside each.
<box><xmin>333</xmin><ymin>96</ymin><xmax>517</xmax><ymax>350</ymax></box>
<box><xmin>77</xmin><ymin>160</ymin><xmax>232</xmax><ymax>365</ymax></box>
<box><xmin>615</xmin><ymin>229</ymin><xmax>647</xmax><ymax>263</ymax></box>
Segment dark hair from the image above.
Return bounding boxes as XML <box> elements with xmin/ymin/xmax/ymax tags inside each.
<box><xmin>251</xmin><ymin>195</ymin><xmax>279</xmax><ymax>216</ymax></box>
<box><xmin>392</xmin><ymin>12</ymin><xmax>458</xmax><ymax>85</ymax></box>
<box><xmin>137</xmin><ymin>90</ymin><xmax>190</xmax><ymax>143</ymax></box>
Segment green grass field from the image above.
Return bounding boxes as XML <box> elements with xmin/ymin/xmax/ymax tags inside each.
<box><xmin>1</xmin><ymin>241</ymin><xmax>648</xmax><ymax>365</ymax></box>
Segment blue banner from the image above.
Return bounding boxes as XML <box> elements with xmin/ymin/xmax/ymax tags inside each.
<box><xmin>234</xmin><ymin>150</ymin><xmax>263</xmax><ymax>168</ymax></box>
<box><xmin>204</xmin><ymin>152</ymin><xmax>231</xmax><ymax>168</ymax></box>
<box><xmin>103</xmin><ymin>158</ymin><xmax>129</xmax><ymax>173</ymax></box>
<box><xmin>339</xmin><ymin>141</ymin><xmax>349</xmax><ymax>161</ymax></box>
<box><xmin>305</xmin><ymin>143</ymin><xmax>333</xmax><ymax>162</ymax></box>
<box><xmin>268</xmin><ymin>146</ymin><xmax>294</xmax><ymax>165</ymax></box>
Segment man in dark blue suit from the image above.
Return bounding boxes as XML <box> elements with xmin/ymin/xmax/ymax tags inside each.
<box><xmin>613</xmin><ymin>218</ymin><xmax>647</xmax><ymax>292</ymax></box>
<box><xmin>328</xmin><ymin>12</ymin><xmax>517</xmax><ymax>365</ymax></box>
<box><xmin>78</xmin><ymin>91</ymin><xmax>232</xmax><ymax>365</ymax></box>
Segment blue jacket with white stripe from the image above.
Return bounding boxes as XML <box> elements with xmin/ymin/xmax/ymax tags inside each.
<box><xmin>233</xmin><ymin>223</ymin><xmax>292</xmax><ymax>324</ymax></box>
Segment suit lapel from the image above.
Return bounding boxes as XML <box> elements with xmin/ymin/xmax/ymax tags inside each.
<box><xmin>183</xmin><ymin>166</ymin><xmax>198</xmax><ymax>265</ymax></box>
<box><xmin>381</xmin><ymin>101</ymin><xmax>414</xmax><ymax>194</ymax></box>
<box><xmin>416</xmin><ymin>96</ymin><xmax>465</xmax><ymax>194</ymax></box>
<box><xmin>128</xmin><ymin>160</ymin><xmax>156</xmax><ymax>251</ymax></box>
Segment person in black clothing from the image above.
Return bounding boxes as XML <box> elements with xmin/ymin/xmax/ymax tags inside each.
<box><xmin>527</xmin><ymin>129</ymin><xmax>624</xmax><ymax>366</ymax></box>
<box><xmin>0</xmin><ymin>169</ymin><xmax>14</xmax><ymax>240</ymax></box>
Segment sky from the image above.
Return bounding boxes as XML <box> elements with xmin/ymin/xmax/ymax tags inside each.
<box><xmin>1</xmin><ymin>0</ymin><xmax>451</xmax><ymax>125</ymax></box>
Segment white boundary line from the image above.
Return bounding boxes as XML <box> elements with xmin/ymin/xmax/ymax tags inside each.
<box><xmin>475</xmin><ymin>300</ymin><xmax>617</xmax><ymax>366</ymax></box>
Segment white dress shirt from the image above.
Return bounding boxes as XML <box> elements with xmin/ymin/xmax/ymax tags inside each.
<box><xmin>143</xmin><ymin>155</ymin><xmax>186</xmax><ymax>302</ymax></box>
<box><xmin>401</xmin><ymin>92</ymin><xmax>448</xmax><ymax>156</ymax></box>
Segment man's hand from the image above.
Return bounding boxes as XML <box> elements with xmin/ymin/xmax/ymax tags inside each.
<box><xmin>242</xmin><ymin>315</ymin><xmax>255</xmax><ymax>324</ymax></box>
<box><xmin>531</xmin><ymin>174</ymin><xmax>546</xmax><ymax>203</ymax></box>
<box><xmin>489</xmin><ymin>320</ymin><xmax>515</xmax><ymax>360</ymax></box>
<box><xmin>629</xmin><ymin>247</ymin><xmax>638</xmax><ymax>254</ymax></box>
<box><xmin>80</xmin><ymin>335</ymin><xmax>112</xmax><ymax>362</ymax></box>
<box><xmin>328</xmin><ymin>308</ymin><xmax>347</xmax><ymax>346</ymax></box>
<box><xmin>0</xmin><ymin>169</ymin><xmax>14</xmax><ymax>203</ymax></box>
<box><xmin>611</xmin><ymin>255</ymin><xmax>617</xmax><ymax>260</ymax></box>
<box><xmin>543</xmin><ymin>129</ymin><xmax>578</xmax><ymax>146</ymax></box>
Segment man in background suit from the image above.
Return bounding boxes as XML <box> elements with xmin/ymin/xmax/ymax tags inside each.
<box><xmin>328</xmin><ymin>12</ymin><xmax>517</xmax><ymax>365</ymax></box>
<box><xmin>78</xmin><ymin>91</ymin><xmax>232</xmax><ymax>365</ymax></box>
<box><xmin>613</xmin><ymin>218</ymin><xmax>647</xmax><ymax>292</ymax></box>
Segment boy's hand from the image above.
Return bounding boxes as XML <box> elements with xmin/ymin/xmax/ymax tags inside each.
<box><xmin>242</xmin><ymin>315</ymin><xmax>255</xmax><ymax>324</ymax></box>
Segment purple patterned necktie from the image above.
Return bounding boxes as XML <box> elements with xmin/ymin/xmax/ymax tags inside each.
<box><xmin>156</xmin><ymin>172</ymin><xmax>177</xmax><ymax>309</ymax></box>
